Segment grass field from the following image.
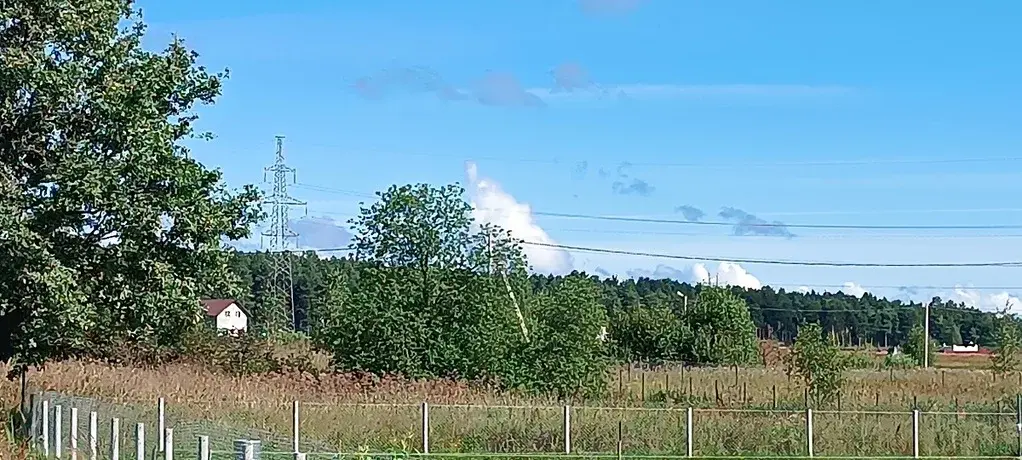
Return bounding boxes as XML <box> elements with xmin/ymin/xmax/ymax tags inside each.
<box><xmin>4</xmin><ymin>353</ymin><xmax>1022</xmax><ymax>459</ymax></box>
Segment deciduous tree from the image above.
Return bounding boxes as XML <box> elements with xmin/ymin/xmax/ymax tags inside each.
<box><xmin>786</xmin><ymin>322</ymin><xmax>846</xmax><ymax>407</ymax></box>
<box><xmin>688</xmin><ymin>285</ymin><xmax>758</xmax><ymax>365</ymax></box>
<box><xmin>991</xmin><ymin>304</ymin><xmax>1022</xmax><ymax>375</ymax></box>
<box><xmin>0</xmin><ymin>0</ymin><xmax>260</xmax><ymax>376</ymax></box>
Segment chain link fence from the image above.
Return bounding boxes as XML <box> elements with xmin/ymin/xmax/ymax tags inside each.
<box><xmin>23</xmin><ymin>392</ymin><xmax>1022</xmax><ymax>459</ymax></box>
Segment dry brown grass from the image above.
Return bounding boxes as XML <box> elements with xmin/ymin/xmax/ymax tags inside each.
<box><xmin>0</xmin><ymin>372</ymin><xmax>32</xmax><ymax>460</ymax></box>
<box><xmin>10</xmin><ymin>359</ymin><xmax>1022</xmax><ymax>458</ymax></box>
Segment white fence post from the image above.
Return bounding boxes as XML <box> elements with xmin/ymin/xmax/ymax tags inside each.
<box><xmin>157</xmin><ymin>397</ymin><xmax>166</xmax><ymax>453</ymax></box>
<box><xmin>292</xmin><ymin>400</ymin><xmax>300</xmax><ymax>453</ymax></box>
<box><xmin>42</xmin><ymin>400</ymin><xmax>49</xmax><ymax>457</ymax></box>
<box><xmin>164</xmin><ymin>428</ymin><xmax>173</xmax><ymax>460</ymax></box>
<box><xmin>54</xmin><ymin>405</ymin><xmax>62</xmax><ymax>459</ymax></box>
<box><xmin>70</xmin><ymin>408</ymin><xmax>78</xmax><ymax>460</ymax></box>
<box><xmin>88</xmin><ymin>412</ymin><xmax>97</xmax><ymax>460</ymax></box>
<box><xmin>198</xmin><ymin>436</ymin><xmax>209</xmax><ymax>460</ymax></box>
<box><xmin>912</xmin><ymin>409</ymin><xmax>920</xmax><ymax>458</ymax></box>
<box><xmin>806</xmin><ymin>408</ymin><xmax>814</xmax><ymax>458</ymax></box>
<box><xmin>136</xmin><ymin>423</ymin><xmax>145</xmax><ymax>460</ymax></box>
<box><xmin>563</xmin><ymin>405</ymin><xmax>571</xmax><ymax>454</ymax></box>
<box><xmin>420</xmin><ymin>402</ymin><xmax>429</xmax><ymax>454</ymax></box>
<box><xmin>1016</xmin><ymin>393</ymin><xmax>1021</xmax><ymax>460</ymax></box>
<box><xmin>110</xmin><ymin>418</ymin><xmax>120</xmax><ymax>460</ymax></box>
<box><xmin>686</xmin><ymin>407</ymin><xmax>694</xmax><ymax>457</ymax></box>
<box><xmin>235</xmin><ymin>440</ymin><xmax>257</xmax><ymax>460</ymax></box>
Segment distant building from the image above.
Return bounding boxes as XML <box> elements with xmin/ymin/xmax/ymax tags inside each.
<box><xmin>201</xmin><ymin>299</ymin><xmax>248</xmax><ymax>334</ymax></box>
<box><xmin>951</xmin><ymin>344</ymin><xmax>979</xmax><ymax>353</ymax></box>
<box><xmin>940</xmin><ymin>342</ymin><xmax>980</xmax><ymax>353</ymax></box>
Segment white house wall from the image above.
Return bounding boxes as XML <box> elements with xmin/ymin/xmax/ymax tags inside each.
<box><xmin>216</xmin><ymin>304</ymin><xmax>248</xmax><ymax>332</ymax></box>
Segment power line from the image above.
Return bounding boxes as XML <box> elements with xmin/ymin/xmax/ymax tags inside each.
<box><xmin>285</xmin><ymin>142</ymin><xmax>1022</xmax><ymax>168</ymax></box>
<box><xmin>530</xmin><ymin>227</ymin><xmax>1022</xmax><ymax>240</ymax></box>
<box><xmin>292</xmin><ymin>242</ymin><xmax>1022</xmax><ymax>268</ymax></box>
<box><xmin>295</xmin><ymin>182</ymin><xmax>1022</xmax><ymax>232</ymax></box>
<box><xmin>296</xmin><ymin>209</ymin><xmax>1022</xmax><ymax>240</ymax></box>
<box><xmin>255</xmin><ymin>247</ymin><xmax>1022</xmax><ymax>292</ymax></box>
<box><xmin>521</xmin><ymin>241</ymin><xmax>1022</xmax><ymax>268</ymax></box>
<box><xmin>778</xmin><ymin>283</ymin><xmax>1022</xmax><ymax>292</ymax></box>
<box><xmin>530</xmin><ymin>211</ymin><xmax>1022</xmax><ymax>231</ymax></box>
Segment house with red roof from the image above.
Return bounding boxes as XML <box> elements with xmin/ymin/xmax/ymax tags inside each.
<box><xmin>201</xmin><ymin>299</ymin><xmax>248</xmax><ymax>334</ymax></box>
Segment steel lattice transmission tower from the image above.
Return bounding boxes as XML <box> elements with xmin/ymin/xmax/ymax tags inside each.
<box><xmin>261</xmin><ymin>136</ymin><xmax>306</xmax><ymax>332</ymax></box>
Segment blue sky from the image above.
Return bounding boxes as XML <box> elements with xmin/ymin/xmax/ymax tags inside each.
<box><xmin>139</xmin><ymin>0</ymin><xmax>1022</xmax><ymax>310</ymax></box>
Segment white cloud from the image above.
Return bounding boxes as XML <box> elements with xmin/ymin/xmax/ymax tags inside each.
<box><xmin>464</xmin><ymin>161</ymin><xmax>574</xmax><ymax>274</ymax></box>
<box><xmin>839</xmin><ymin>282</ymin><xmax>867</xmax><ymax>298</ymax></box>
<box><xmin>940</xmin><ymin>287</ymin><xmax>1021</xmax><ymax>313</ymax></box>
<box><xmin>691</xmin><ymin>262</ymin><xmax>762</xmax><ymax>289</ymax></box>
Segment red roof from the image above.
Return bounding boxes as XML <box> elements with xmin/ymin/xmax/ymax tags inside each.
<box><xmin>201</xmin><ymin>299</ymin><xmax>238</xmax><ymax>317</ymax></box>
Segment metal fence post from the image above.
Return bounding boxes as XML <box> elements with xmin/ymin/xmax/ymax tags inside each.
<box><xmin>88</xmin><ymin>412</ymin><xmax>97</xmax><ymax>460</ymax></box>
<box><xmin>912</xmin><ymin>409</ymin><xmax>920</xmax><ymax>458</ymax></box>
<box><xmin>29</xmin><ymin>393</ymin><xmax>39</xmax><ymax>450</ymax></box>
<box><xmin>70</xmin><ymin>408</ymin><xmax>78</xmax><ymax>460</ymax></box>
<box><xmin>1016</xmin><ymin>393</ymin><xmax>1022</xmax><ymax>460</ymax></box>
<box><xmin>42</xmin><ymin>400</ymin><xmax>49</xmax><ymax>457</ymax></box>
<box><xmin>686</xmin><ymin>407</ymin><xmax>694</xmax><ymax>457</ymax></box>
<box><xmin>198</xmin><ymin>436</ymin><xmax>210</xmax><ymax>460</ymax></box>
<box><xmin>157</xmin><ymin>397</ymin><xmax>166</xmax><ymax>453</ymax></box>
<box><xmin>164</xmin><ymin>428</ymin><xmax>173</xmax><ymax>460</ymax></box>
<box><xmin>136</xmin><ymin>423</ymin><xmax>145</xmax><ymax>460</ymax></box>
<box><xmin>54</xmin><ymin>405</ymin><xmax>62</xmax><ymax>459</ymax></box>
<box><xmin>806</xmin><ymin>408</ymin><xmax>814</xmax><ymax>458</ymax></box>
<box><xmin>563</xmin><ymin>405</ymin><xmax>571</xmax><ymax>454</ymax></box>
<box><xmin>110</xmin><ymin>418</ymin><xmax>120</xmax><ymax>460</ymax></box>
<box><xmin>292</xmin><ymin>400</ymin><xmax>300</xmax><ymax>453</ymax></box>
<box><xmin>420</xmin><ymin>402</ymin><xmax>429</xmax><ymax>454</ymax></box>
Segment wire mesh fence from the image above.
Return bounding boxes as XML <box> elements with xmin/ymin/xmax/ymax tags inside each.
<box><xmin>24</xmin><ymin>391</ymin><xmax>1022</xmax><ymax>460</ymax></box>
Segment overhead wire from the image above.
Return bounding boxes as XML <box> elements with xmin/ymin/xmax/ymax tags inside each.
<box><xmin>523</xmin><ymin>241</ymin><xmax>1021</xmax><ymax>265</ymax></box>
<box><xmin>294</xmin><ymin>182</ymin><xmax>1022</xmax><ymax>232</ymax></box>
<box><xmin>527</xmin><ymin>211</ymin><xmax>1022</xmax><ymax>231</ymax></box>
<box><xmin>282</xmin><ymin>141</ymin><xmax>1022</xmax><ymax>168</ymax></box>
<box><xmin>295</xmin><ymin>210</ymin><xmax>1022</xmax><ymax>240</ymax></box>
<box><xmin>291</xmin><ymin>242</ymin><xmax>1022</xmax><ymax>268</ymax></box>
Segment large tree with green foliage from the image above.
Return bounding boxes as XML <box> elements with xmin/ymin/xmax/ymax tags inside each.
<box><xmin>0</xmin><ymin>0</ymin><xmax>260</xmax><ymax>376</ymax></box>
<box><xmin>317</xmin><ymin>183</ymin><xmax>532</xmax><ymax>380</ymax></box>
<box><xmin>688</xmin><ymin>285</ymin><xmax>758</xmax><ymax>365</ymax></box>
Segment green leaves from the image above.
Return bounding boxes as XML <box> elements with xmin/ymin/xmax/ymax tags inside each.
<box><xmin>0</xmin><ymin>0</ymin><xmax>261</xmax><ymax>374</ymax></box>
<box><xmin>991</xmin><ymin>306</ymin><xmax>1022</xmax><ymax>375</ymax></box>
<box><xmin>688</xmin><ymin>285</ymin><xmax>759</xmax><ymax>366</ymax></box>
<box><xmin>786</xmin><ymin>323</ymin><xmax>846</xmax><ymax>407</ymax></box>
<box><xmin>524</xmin><ymin>274</ymin><xmax>610</xmax><ymax>398</ymax></box>
<box><xmin>315</xmin><ymin>183</ymin><xmax>612</xmax><ymax>397</ymax></box>
<box><xmin>903</xmin><ymin>325</ymin><xmax>936</xmax><ymax>368</ymax></box>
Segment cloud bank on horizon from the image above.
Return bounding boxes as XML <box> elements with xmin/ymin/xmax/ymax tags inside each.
<box><xmin>465</xmin><ymin>161</ymin><xmax>574</xmax><ymax>273</ymax></box>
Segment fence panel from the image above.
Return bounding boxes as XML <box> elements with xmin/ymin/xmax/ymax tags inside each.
<box><xmin>30</xmin><ymin>392</ymin><xmax>1022</xmax><ymax>459</ymax></box>
<box><xmin>428</xmin><ymin>404</ymin><xmax>562</xmax><ymax>454</ymax></box>
<box><xmin>920</xmin><ymin>411</ymin><xmax>1018</xmax><ymax>458</ymax></box>
<box><xmin>812</xmin><ymin>410</ymin><xmax>912</xmax><ymax>457</ymax></box>
<box><xmin>572</xmin><ymin>406</ymin><xmax>688</xmax><ymax>455</ymax></box>
<box><xmin>300</xmin><ymin>402</ymin><xmax>419</xmax><ymax>453</ymax></box>
<box><xmin>692</xmin><ymin>408</ymin><xmax>805</xmax><ymax>457</ymax></box>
